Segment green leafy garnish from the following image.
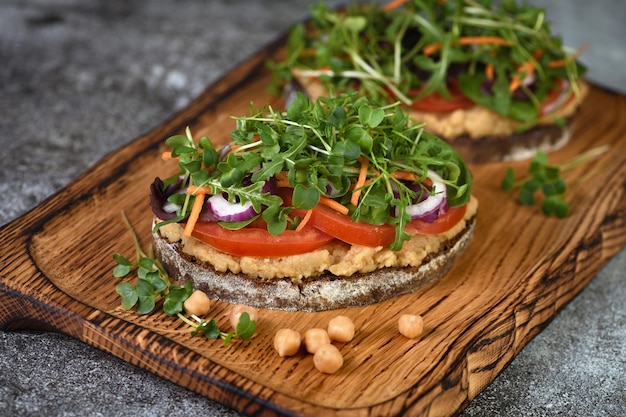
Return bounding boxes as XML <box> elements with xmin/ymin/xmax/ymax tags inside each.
<box><xmin>269</xmin><ymin>0</ymin><xmax>587</xmax><ymax>126</ymax></box>
<box><xmin>113</xmin><ymin>213</ymin><xmax>256</xmax><ymax>345</ymax></box>
<box><xmin>180</xmin><ymin>312</ymin><xmax>256</xmax><ymax>346</ymax></box>
<box><xmin>501</xmin><ymin>146</ymin><xmax>609</xmax><ymax>218</ymax></box>
<box><xmin>155</xmin><ymin>92</ymin><xmax>473</xmax><ymax>251</ymax></box>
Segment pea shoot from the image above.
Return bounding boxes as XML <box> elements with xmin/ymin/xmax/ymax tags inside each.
<box><xmin>113</xmin><ymin>213</ymin><xmax>256</xmax><ymax>345</ymax></box>
<box><xmin>501</xmin><ymin>146</ymin><xmax>609</xmax><ymax>218</ymax></box>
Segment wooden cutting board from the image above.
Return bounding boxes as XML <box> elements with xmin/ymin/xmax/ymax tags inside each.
<box><xmin>1</xmin><ymin>35</ymin><xmax>626</xmax><ymax>417</ymax></box>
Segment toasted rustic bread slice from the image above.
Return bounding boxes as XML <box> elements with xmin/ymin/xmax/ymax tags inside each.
<box><xmin>441</xmin><ymin>120</ymin><xmax>572</xmax><ymax>164</ymax></box>
<box><xmin>153</xmin><ymin>213</ymin><xmax>476</xmax><ymax>312</ymax></box>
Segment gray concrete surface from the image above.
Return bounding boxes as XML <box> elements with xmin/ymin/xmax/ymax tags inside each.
<box><xmin>0</xmin><ymin>1</ymin><xmax>625</xmax><ymax>416</ymax></box>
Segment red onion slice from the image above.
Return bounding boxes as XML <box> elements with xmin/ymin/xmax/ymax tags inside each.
<box><xmin>207</xmin><ymin>193</ymin><xmax>257</xmax><ymax>222</ymax></box>
<box><xmin>405</xmin><ymin>170</ymin><xmax>448</xmax><ymax>222</ymax></box>
<box><xmin>150</xmin><ymin>177</ymin><xmax>184</xmax><ymax>221</ymax></box>
<box><xmin>261</xmin><ymin>176</ymin><xmax>277</xmax><ymax>194</ymax></box>
<box><xmin>521</xmin><ymin>72</ymin><xmax>536</xmax><ymax>88</ymax></box>
<box><xmin>540</xmin><ymin>80</ymin><xmax>571</xmax><ymax>115</ymax></box>
<box><xmin>162</xmin><ymin>198</ymin><xmax>182</xmax><ymax>214</ymax></box>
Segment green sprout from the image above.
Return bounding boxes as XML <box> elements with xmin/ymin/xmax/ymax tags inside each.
<box><xmin>113</xmin><ymin>212</ymin><xmax>256</xmax><ymax>345</ymax></box>
<box><xmin>501</xmin><ymin>146</ymin><xmax>609</xmax><ymax>218</ymax></box>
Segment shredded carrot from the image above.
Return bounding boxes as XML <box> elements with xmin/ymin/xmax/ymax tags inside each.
<box><xmin>509</xmin><ymin>75</ymin><xmax>521</xmax><ymax>92</ymax></box>
<box><xmin>382</xmin><ymin>0</ymin><xmax>408</xmax><ymax>11</ymax></box>
<box><xmin>183</xmin><ymin>191</ymin><xmax>206</xmax><ymax>237</ymax></box>
<box><xmin>390</xmin><ymin>170</ymin><xmax>418</xmax><ymax>182</ymax></box>
<box><xmin>319</xmin><ymin>196</ymin><xmax>350</xmax><ymax>215</ymax></box>
<box><xmin>522</xmin><ymin>61</ymin><xmax>535</xmax><ymax>75</ymax></box>
<box><xmin>547</xmin><ymin>60</ymin><xmax>565</xmax><ymax>69</ymax></box>
<box><xmin>548</xmin><ymin>41</ymin><xmax>589</xmax><ymax>68</ymax></box>
<box><xmin>351</xmin><ymin>157</ymin><xmax>370</xmax><ymax>206</ymax></box>
<box><xmin>161</xmin><ymin>151</ymin><xmax>177</xmax><ymax>161</ymax></box>
<box><xmin>295</xmin><ymin>209</ymin><xmax>313</xmax><ymax>232</ymax></box>
<box><xmin>485</xmin><ymin>63</ymin><xmax>495</xmax><ymax>81</ymax></box>
<box><xmin>509</xmin><ymin>60</ymin><xmax>535</xmax><ymax>92</ymax></box>
<box><xmin>459</xmin><ymin>36</ymin><xmax>513</xmax><ymax>48</ymax></box>
<box><xmin>187</xmin><ymin>185</ymin><xmax>214</xmax><ymax>195</ymax></box>
<box><xmin>423</xmin><ymin>36</ymin><xmax>513</xmax><ymax>56</ymax></box>
<box><xmin>389</xmin><ymin>170</ymin><xmax>434</xmax><ymax>187</ymax></box>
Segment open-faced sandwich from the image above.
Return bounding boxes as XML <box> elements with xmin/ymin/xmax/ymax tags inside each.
<box><xmin>151</xmin><ymin>92</ymin><xmax>477</xmax><ymax>312</ymax></box>
<box><xmin>271</xmin><ymin>0</ymin><xmax>588</xmax><ymax>164</ymax></box>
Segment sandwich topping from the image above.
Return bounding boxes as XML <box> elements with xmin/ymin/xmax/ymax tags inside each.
<box><xmin>151</xmin><ymin>92</ymin><xmax>475</xmax><ymax>279</ymax></box>
<box><xmin>271</xmin><ymin>0</ymin><xmax>588</xmax><ymax>134</ymax></box>
<box><xmin>408</xmin><ymin>79</ymin><xmax>589</xmax><ymax>139</ymax></box>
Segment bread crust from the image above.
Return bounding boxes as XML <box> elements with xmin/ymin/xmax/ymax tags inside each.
<box><xmin>153</xmin><ymin>216</ymin><xmax>476</xmax><ymax>312</ymax></box>
<box><xmin>444</xmin><ymin>120</ymin><xmax>572</xmax><ymax>164</ymax></box>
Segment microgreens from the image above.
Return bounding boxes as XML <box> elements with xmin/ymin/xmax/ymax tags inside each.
<box><xmin>152</xmin><ymin>92</ymin><xmax>472</xmax><ymax>251</ymax></box>
<box><xmin>113</xmin><ymin>213</ymin><xmax>256</xmax><ymax>345</ymax></box>
<box><xmin>501</xmin><ymin>146</ymin><xmax>609</xmax><ymax>218</ymax></box>
<box><xmin>179</xmin><ymin>312</ymin><xmax>256</xmax><ymax>346</ymax></box>
<box><xmin>153</xmin><ymin>126</ymin><xmax>283</xmax><ymax>233</ymax></box>
<box><xmin>268</xmin><ymin>0</ymin><xmax>587</xmax><ymax>125</ymax></box>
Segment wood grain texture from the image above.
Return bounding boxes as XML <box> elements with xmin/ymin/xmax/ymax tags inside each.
<box><xmin>2</xmin><ymin>35</ymin><xmax>626</xmax><ymax>417</ymax></box>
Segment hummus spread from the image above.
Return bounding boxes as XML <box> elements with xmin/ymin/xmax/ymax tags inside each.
<box><xmin>158</xmin><ymin>196</ymin><xmax>478</xmax><ymax>282</ymax></box>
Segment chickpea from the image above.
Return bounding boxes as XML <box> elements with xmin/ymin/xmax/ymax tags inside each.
<box><xmin>303</xmin><ymin>328</ymin><xmax>331</xmax><ymax>354</ymax></box>
<box><xmin>273</xmin><ymin>328</ymin><xmax>301</xmax><ymax>357</ymax></box>
<box><xmin>183</xmin><ymin>290</ymin><xmax>211</xmax><ymax>316</ymax></box>
<box><xmin>398</xmin><ymin>314</ymin><xmax>424</xmax><ymax>339</ymax></box>
<box><xmin>313</xmin><ymin>344</ymin><xmax>343</xmax><ymax>374</ymax></box>
<box><xmin>229</xmin><ymin>304</ymin><xmax>258</xmax><ymax>330</ymax></box>
<box><xmin>327</xmin><ymin>315</ymin><xmax>355</xmax><ymax>343</ymax></box>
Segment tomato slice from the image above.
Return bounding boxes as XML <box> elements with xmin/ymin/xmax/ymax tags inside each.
<box><xmin>407</xmin><ymin>80</ymin><xmax>475</xmax><ymax>113</ymax></box>
<box><xmin>193</xmin><ymin>187</ymin><xmax>467</xmax><ymax>256</ymax></box>
<box><xmin>309</xmin><ymin>204</ymin><xmax>397</xmax><ymax>247</ymax></box>
<box><xmin>275</xmin><ymin>187</ymin><xmax>396</xmax><ymax>247</ymax></box>
<box><xmin>279</xmin><ymin>187</ymin><xmax>466</xmax><ymax>246</ymax></box>
<box><xmin>405</xmin><ymin>205</ymin><xmax>467</xmax><ymax>235</ymax></box>
<box><xmin>190</xmin><ymin>221</ymin><xmax>335</xmax><ymax>257</ymax></box>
